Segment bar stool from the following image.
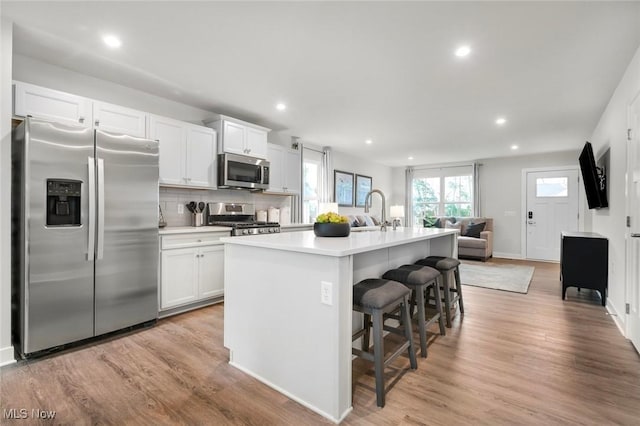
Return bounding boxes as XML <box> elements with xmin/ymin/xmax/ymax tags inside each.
<box><xmin>352</xmin><ymin>278</ymin><xmax>417</xmax><ymax>407</ymax></box>
<box><xmin>415</xmin><ymin>256</ymin><xmax>464</xmax><ymax>327</ymax></box>
<box><xmin>382</xmin><ymin>264</ymin><xmax>446</xmax><ymax>358</ymax></box>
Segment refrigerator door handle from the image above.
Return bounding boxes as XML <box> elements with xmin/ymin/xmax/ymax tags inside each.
<box><xmin>97</xmin><ymin>158</ymin><xmax>105</xmax><ymax>260</ymax></box>
<box><xmin>87</xmin><ymin>157</ymin><xmax>96</xmax><ymax>261</ymax></box>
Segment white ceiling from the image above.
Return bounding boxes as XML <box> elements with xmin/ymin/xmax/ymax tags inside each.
<box><xmin>3</xmin><ymin>1</ymin><xmax>640</xmax><ymax>167</ymax></box>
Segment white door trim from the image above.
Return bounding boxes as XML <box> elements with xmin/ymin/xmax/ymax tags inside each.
<box><xmin>625</xmin><ymin>90</ymin><xmax>640</xmax><ymax>341</ymax></box>
<box><xmin>520</xmin><ymin>165</ymin><xmax>583</xmax><ymax>260</ymax></box>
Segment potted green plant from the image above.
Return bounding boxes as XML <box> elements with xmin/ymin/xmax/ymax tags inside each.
<box><xmin>314</xmin><ymin>212</ymin><xmax>351</xmax><ymax>237</ymax></box>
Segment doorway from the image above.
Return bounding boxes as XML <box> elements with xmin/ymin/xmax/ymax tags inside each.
<box><xmin>626</xmin><ymin>92</ymin><xmax>640</xmax><ymax>352</ymax></box>
<box><xmin>523</xmin><ymin>168</ymin><xmax>580</xmax><ymax>261</ymax></box>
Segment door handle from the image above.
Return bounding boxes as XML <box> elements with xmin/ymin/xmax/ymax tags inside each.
<box><xmin>87</xmin><ymin>157</ymin><xmax>95</xmax><ymax>261</ymax></box>
<box><xmin>631</xmin><ymin>233</ymin><xmax>640</xmax><ymax>238</ymax></box>
<box><xmin>527</xmin><ymin>221</ymin><xmax>536</xmax><ymax>225</ymax></box>
<box><xmin>97</xmin><ymin>158</ymin><xmax>105</xmax><ymax>260</ymax></box>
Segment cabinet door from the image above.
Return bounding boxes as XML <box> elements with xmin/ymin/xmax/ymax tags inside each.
<box><xmin>186</xmin><ymin>125</ymin><xmax>216</xmax><ymax>188</ymax></box>
<box><xmin>284</xmin><ymin>149</ymin><xmax>301</xmax><ymax>193</ymax></box>
<box><xmin>14</xmin><ymin>81</ymin><xmax>92</xmax><ymax>128</ymax></box>
<box><xmin>161</xmin><ymin>248</ymin><xmax>198</xmax><ymax>309</ymax></box>
<box><xmin>267</xmin><ymin>143</ymin><xmax>284</xmax><ymax>192</ymax></box>
<box><xmin>246</xmin><ymin>127</ymin><xmax>268</xmax><ymax>159</ymax></box>
<box><xmin>150</xmin><ymin>115</ymin><xmax>186</xmax><ymax>186</ymax></box>
<box><xmin>222</xmin><ymin>121</ymin><xmax>246</xmax><ymax>155</ymax></box>
<box><xmin>198</xmin><ymin>245</ymin><xmax>224</xmax><ymax>299</ymax></box>
<box><xmin>93</xmin><ymin>101</ymin><xmax>147</xmax><ymax>137</ymax></box>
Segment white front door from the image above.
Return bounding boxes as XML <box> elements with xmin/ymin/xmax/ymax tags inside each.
<box><xmin>526</xmin><ymin>169</ymin><xmax>579</xmax><ymax>261</ymax></box>
<box><xmin>626</xmin><ymin>93</ymin><xmax>640</xmax><ymax>352</ymax></box>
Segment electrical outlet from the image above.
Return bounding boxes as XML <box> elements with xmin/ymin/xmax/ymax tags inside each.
<box><xmin>321</xmin><ymin>281</ymin><xmax>333</xmax><ymax>305</ymax></box>
<box><xmin>177</xmin><ymin>204</ymin><xmax>184</xmax><ymax>215</ymax></box>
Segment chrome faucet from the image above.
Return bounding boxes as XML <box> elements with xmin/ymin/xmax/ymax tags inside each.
<box><xmin>364</xmin><ymin>189</ymin><xmax>388</xmax><ymax>231</ymax></box>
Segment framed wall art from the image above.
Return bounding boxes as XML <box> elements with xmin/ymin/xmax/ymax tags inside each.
<box><xmin>334</xmin><ymin>170</ymin><xmax>354</xmax><ymax>207</ymax></box>
<box><xmin>355</xmin><ymin>174</ymin><xmax>372</xmax><ymax>207</ymax></box>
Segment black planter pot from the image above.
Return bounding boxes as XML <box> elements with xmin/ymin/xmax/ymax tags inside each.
<box><xmin>313</xmin><ymin>222</ymin><xmax>351</xmax><ymax>237</ymax></box>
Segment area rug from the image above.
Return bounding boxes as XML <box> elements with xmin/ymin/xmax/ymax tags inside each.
<box><xmin>458</xmin><ymin>262</ymin><xmax>535</xmax><ymax>294</ymax></box>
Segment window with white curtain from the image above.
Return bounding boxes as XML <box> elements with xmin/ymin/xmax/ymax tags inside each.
<box><xmin>411</xmin><ymin>165</ymin><xmax>474</xmax><ymax>226</ymax></box>
<box><xmin>302</xmin><ymin>147</ymin><xmax>323</xmax><ymax>223</ymax></box>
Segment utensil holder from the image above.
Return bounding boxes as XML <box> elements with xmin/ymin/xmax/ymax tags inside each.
<box><xmin>192</xmin><ymin>212</ymin><xmax>203</xmax><ymax>227</ymax></box>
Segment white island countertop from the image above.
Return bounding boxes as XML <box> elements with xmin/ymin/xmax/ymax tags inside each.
<box><xmin>221</xmin><ymin>227</ymin><xmax>458</xmax><ymax>257</ymax></box>
<box><xmin>159</xmin><ymin>226</ymin><xmax>231</xmax><ymax>235</ymax></box>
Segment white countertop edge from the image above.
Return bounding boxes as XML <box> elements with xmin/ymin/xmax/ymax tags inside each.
<box><xmin>221</xmin><ymin>227</ymin><xmax>458</xmax><ymax>257</ymax></box>
<box><xmin>159</xmin><ymin>226</ymin><xmax>231</xmax><ymax>235</ymax></box>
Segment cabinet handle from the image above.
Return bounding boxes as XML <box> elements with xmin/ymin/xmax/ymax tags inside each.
<box><xmin>247</xmin><ymin>149</ymin><xmax>251</xmax><ymax>154</ymax></box>
<box><xmin>79</xmin><ymin>117</ymin><xmax>85</xmax><ymax>124</ymax></box>
<box><xmin>95</xmin><ymin>119</ymin><xmax>100</xmax><ymax>126</ymax></box>
<box><xmin>200</xmin><ymin>254</ymin><xmax>205</xmax><ymax>257</ymax></box>
<box><xmin>197</xmin><ymin>239</ymin><xmax>202</xmax><ymax>242</ymax></box>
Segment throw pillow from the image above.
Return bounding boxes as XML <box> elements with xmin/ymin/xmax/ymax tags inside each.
<box><xmin>423</xmin><ymin>216</ymin><xmax>440</xmax><ymax>228</ymax></box>
<box><xmin>370</xmin><ymin>216</ymin><xmax>380</xmax><ymax>226</ymax></box>
<box><xmin>463</xmin><ymin>221</ymin><xmax>486</xmax><ymax>238</ymax></box>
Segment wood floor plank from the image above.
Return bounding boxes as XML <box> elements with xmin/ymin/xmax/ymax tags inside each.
<box><xmin>1</xmin><ymin>258</ymin><xmax>639</xmax><ymax>425</ymax></box>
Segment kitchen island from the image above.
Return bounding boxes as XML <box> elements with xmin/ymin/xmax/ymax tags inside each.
<box><xmin>221</xmin><ymin>227</ymin><xmax>458</xmax><ymax>423</ymax></box>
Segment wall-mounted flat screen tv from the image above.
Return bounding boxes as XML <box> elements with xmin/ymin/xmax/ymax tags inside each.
<box><xmin>579</xmin><ymin>141</ymin><xmax>608</xmax><ymax>209</ymax></box>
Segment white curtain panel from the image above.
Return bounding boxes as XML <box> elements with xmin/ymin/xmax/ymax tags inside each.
<box><xmin>473</xmin><ymin>162</ymin><xmax>481</xmax><ymax>217</ymax></box>
<box><xmin>322</xmin><ymin>146</ymin><xmax>333</xmax><ymax>203</ymax></box>
<box><xmin>405</xmin><ymin>167</ymin><xmax>414</xmax><ymax>227</ymax></box>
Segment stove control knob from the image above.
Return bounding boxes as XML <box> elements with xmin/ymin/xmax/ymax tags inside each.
<box><xmin>259</xmin><ymin>228</ymin><xmax>265</xmax><ymax>233</ymax></box>
<box><xmin>269</xmin><ymin>228</ymin><xmax>275</xmax><ymax>233</ymax></box>
<box><xmin>242</xmin><ymin>229</ymin><xmax>249</xmax><ymax>235</ymax></box>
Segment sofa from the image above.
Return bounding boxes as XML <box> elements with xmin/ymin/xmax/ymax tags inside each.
<box><xmin>427</xmin><ymin>216</ymin><xmax>494</xmax><ymax>261</ymax></box>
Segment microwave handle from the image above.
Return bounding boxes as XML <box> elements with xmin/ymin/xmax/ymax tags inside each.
<box><xmin>262</xmin><ymin>166</ymin><xmax>269</xmax><ymax>185</ymax></box>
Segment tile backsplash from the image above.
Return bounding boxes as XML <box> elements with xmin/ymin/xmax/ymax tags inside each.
<box><xmin>160</xmin><ymin>187</ymin><xmax>293</xmax><ymax>226</ymax></box>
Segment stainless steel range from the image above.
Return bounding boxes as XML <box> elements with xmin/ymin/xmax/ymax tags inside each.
<box><xmin>206</xmin><ymin>202</ymin><xmax>280</xmax><ymax>236</ymax></box>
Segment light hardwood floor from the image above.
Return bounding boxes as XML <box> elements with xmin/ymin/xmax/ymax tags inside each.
<box><xmin>1</xmin><ymin>259</ymin><xmax>639</xmax><ymax>425</ymax></box>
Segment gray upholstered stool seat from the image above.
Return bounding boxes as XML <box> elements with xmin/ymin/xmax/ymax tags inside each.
<box><xmin>382</xmin><ymin>265</ymin><xmax>445</xmax><ymax>357</ymax></box>
<box><xmin>352</xmin><ymin>278</ymin><xmax>417</xmax><ymax>407</ymax></box>
<box><xmin>415</xmin><ymin>256</ymin><xmax>464</xmax><ymax>327</ymax></box>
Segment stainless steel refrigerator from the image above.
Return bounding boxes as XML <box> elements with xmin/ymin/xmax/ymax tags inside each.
<box><xmin>12</xmin><ymin>117</ymin><xmax>159</xmax><ymax>357</ymax></box>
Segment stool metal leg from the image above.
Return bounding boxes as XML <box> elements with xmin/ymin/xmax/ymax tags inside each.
<box><xmin>372</xmin><ymin>309</ymin><xmax>385</xmax><ymax>407</ymax></box>
<box><xmin>454</xmin><ymin>266</ymin><xmax>464</xmax><ymax>313</ymax></box>
<box><xmin>432</xmin><ymin>277</ymin><xmax>446</xmax><ymax>335</ymax></box>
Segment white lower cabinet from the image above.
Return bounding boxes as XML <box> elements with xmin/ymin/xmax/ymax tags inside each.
<box><xmin>160</xmin><ymin>232</ymin><xmax>227</xmax><ymax>313</ymax></box>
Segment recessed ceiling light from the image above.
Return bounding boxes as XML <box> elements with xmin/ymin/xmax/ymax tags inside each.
<box><xmin>408</xmin><ymin>156</ymin><xmax>414</xmax><ymax>160</ymax></box>
<box><xmin>103</xmin><ymin>35</ymin><xmax>122</xmax><ymax>49</ymax></box>
<box><xmin>365</xmin><ymin>139</ymin><xmax>372</xmax><ymax>145</ymax></box>
<box><xmin>511</xmin><ymin>145</ymin><xmax>519</xmax><ymax>150</ymax></box>
<box><xmin>496</xmin><ymin>117</ymin><xmax>507</xmax><ymax>125</ymax></box>
<box><xmin>455</xmin><ymin>45</ymin><xmax>471</xmax><ymax>57</ymax></box>
<box><xmin>275</xmin><ymin>103</ymin><xmax>286</xmax><ymax>111</ymax></box>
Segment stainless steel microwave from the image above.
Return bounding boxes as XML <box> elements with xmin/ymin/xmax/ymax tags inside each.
<box><xmin>218</xmin><ymin>153</ymin><xmax>270</xmax><ymax>190</ymax></box>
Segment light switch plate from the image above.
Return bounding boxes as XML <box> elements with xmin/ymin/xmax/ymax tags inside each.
<box><xmin>177</xmin><ymin>204</ymin><xmax>184</xmax><ymax>215</ymax></box>
<box><xmin>321</xmin><ymin>281</ymin><xmax>333</xmax><ymax>305</ymax></box>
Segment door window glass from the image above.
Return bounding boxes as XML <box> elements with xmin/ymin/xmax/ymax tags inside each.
<box><xmin>536</xmin><ymin>177</ymin><xmax>568</xmax><ymax>197</ymax></box>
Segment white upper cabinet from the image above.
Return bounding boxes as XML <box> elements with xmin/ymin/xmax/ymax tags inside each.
<box><xmin>267</xmin><ymin>143</ymin><xmax>301</xmax><ymax>194</ymax></box>
<box><xmin>222</xmin><ymin>121</ymin><xmax>246</xmax><ymax>155</ymax></box>
<box><xmin>150</xmin><ymin>115</ymin><xmax>216</xmax><ymax>189</ymax></box>
<box><xmin>185</xmin><ymin>125</ymin><xmax>217</xmax><ymax>188</ymax></box>
<box><xmin>14</xmin><ymin>81</ymin><xmax>92</xmax><ymax>128</ymax></box>
<box><xmin>207</xmin><ymin>115</ymin><xmax>270</xmax><ymax>159</ymax></box>
<box><xmin>245</xmin><ymin>127</ymin><xmax>269</xmax><ymax>159</ymax></box>
<box><xmin>93</xmin><ymin>101</ymin><xmax>147</xmax><ymax>138</ymax></box>
<box><xmin>149</xmin><ymin>116</ymin><xmax>185</xmax><ymax>186</ymax></box>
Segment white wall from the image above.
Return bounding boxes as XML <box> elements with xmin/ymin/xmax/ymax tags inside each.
<box><xmin>332</xmin><ymin>150</ymin><xmax>394</xmax><ymax>220</ymax></box>
<box><xmin>479</xmin><ymin>150</ymin><xmax>580</xmax><ymax>258</ymax></box>
<box><xmin>0</xmin><ymin>17</ymin><xmax>14</xmax><ymax>366</ymax></box>
<box><xmin>589</xmin><ymin>44</ymin><xmax>640</xmax><ymax>330</ymax></box>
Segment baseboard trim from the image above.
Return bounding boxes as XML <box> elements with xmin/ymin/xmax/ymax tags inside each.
<box><xmin>0</xmin><ymin>345</ymin><xmax>15</xmax><ymax>367</ymax></box>
<box><xmin>493</xmin><ymin>252</ymin><xmax>523</xmax><ymax>260</ymax></box>
<box><xmin>606</xmin><ymin>301</ymin><xmax>626</xmax><ymax>338</ymax></box>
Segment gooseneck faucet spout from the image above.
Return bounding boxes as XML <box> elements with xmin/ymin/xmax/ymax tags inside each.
<box><xmin>364</xmin><ymin>189</ymin><xmax>388</xmax><ymax>231</ymax></box>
